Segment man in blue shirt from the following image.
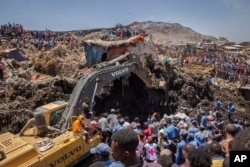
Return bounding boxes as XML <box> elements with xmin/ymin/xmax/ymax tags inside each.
<box><xmin>164</xmin><ymin>119</ymin><xmax>179</xmax><ymax>140</ymax></box>
<box><xmin>200</xmin><ymin>111</ymin><xmax>208</xmax><ymax>128</ymax></box>
<box><xmin>227</xmin><ymin>102</ymin><xmax>235</xmax><ymax>123</ymax></box>
<box><xmin>215</xmin><ymin>97</ymin><xmax>222</xmax><ymax>111</ymax></box>
<box><xmin>175</xmin><ymin>130</ymin><xmax>188</xmax><ymax>165</ymax></box>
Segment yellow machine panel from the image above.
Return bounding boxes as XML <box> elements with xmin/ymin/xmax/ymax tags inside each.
<box><xmin>0</xmin><ymin>100</ymin><xmax>102</xmax><ymax>167</ymax></box>
<box><xmin>0</xmin><ymin>132</ymin><xmax>38</xmax><ymax>167</ymax></box>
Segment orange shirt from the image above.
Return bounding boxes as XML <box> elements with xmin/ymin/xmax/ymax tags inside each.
<box><xmin>73</xmin><ymin>119</ymin><xmax>84</xmax><ymax>133</ymax></box>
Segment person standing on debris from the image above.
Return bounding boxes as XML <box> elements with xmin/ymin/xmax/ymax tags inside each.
<box><xmin>82</xmin><ymin>97</ymin><xmax>93</xmax><ymax>121</ymax></box>
<box><xmin>0</xmin><ymin>57</ymin><xmax>5</xmax><ymax>81</ymax></box>
<box><xmin>227</xmin><ymin>102</ymin><xmax>235</xmax><ymax>123</ymax></box>
<box><xmin>215</xmin><ymin>97</ymin><xmax>222</xmax><ymax>111</ymax></box>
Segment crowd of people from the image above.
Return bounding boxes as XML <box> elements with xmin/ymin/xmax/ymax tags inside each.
<box><xmin>160</xmin><ymin>44</ymin><xmax>250</xmax><ymax>86</ymax></box>
<box><xmin>71</xmin><ymin>96</ymin><xmax>249</xmax><ymax>167</ymax></box>
<box><xmin>101</xmin><ymin>23</ymin><xmax>146</xmax><ymax>40</ymax></box>
<box><xmin>199</xmin><ymin>51</ymin><xmax>250</xmax><ymax>86</ymax></box>
<box><xmin>0</xmin><ymin>22</ymin><xmax>78</xmax><ymax>50</ymax></box>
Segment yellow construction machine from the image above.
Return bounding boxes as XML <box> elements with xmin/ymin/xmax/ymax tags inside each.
<box><xmin>0</xmin><ymin>101</ymin><xmax>102</xmax><ymax>167</ymax></box>
<box><xmin>0</xmin><ymin>53</ymin><xmax>168</xmax><ymax>167</ymax></box>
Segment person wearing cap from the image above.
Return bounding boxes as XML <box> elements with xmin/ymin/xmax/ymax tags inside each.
<box><xmin>107</xmin><ymin>108</ymin><xmax>118</xmax><ymax>131</ymax></box>
<box><xmin>72</xmin><ymin>114</ymin><xmax>90</xmax><ymax>143</ymax></box>
<box><xmin>89</xmin><ymin>143</ymin><xmax>113</xmax><ymax>167</ymax></box>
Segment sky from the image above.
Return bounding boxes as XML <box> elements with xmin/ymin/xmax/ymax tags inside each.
<box><xmin>0</xmin><ymin>0</ymin><xmax>250</xmax><ymax>43</ymax></box>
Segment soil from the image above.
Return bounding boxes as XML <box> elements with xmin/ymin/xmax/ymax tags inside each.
<box><xmin>1</xmin><ymin>27</ymin><xmax>250</xmax><ymax>135</ymax></box>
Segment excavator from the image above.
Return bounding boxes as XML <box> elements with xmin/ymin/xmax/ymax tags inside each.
<box><xmin>0</xmin><ymin>53</ymin><xmax>168</xmax><ymax>167</ymax></box>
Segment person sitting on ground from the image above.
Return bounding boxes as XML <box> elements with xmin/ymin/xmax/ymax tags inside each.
<box><xmin>72</xmin><ymin>115</ymin><xmax>90</xmax><ymax>143</ymax></box>
<box><xmin>187</xmin><ymin>148</ymin><xmax>212</xmax><ymax>167</ymax></box>
<box><xmin>208</xmin><ymin>141</ymin><xmax>224</xmax><ymax>167</ymax></box>
<box><xmin>110</xmin><ymin>128</ymin><xmax>142</xmax><ymax>167</ymax></box>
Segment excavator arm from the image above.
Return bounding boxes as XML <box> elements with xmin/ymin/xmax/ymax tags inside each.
<box><xmin>32</xmin><ymin>53</ymin><xmax>167</xmax><ymax>135</ymax></box>
<box><xmin>57</xmin><ymin>54</ymin><xmax>139</xmax><ymax>130</ymax></box>
<box><xmin>59</xmin><ymin>60</ymin><xmax>138</xmax><ymax>130</ymax></box>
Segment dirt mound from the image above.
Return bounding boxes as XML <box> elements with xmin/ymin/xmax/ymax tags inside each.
<box><xmin>0</xmin><ymin>24</ymin><xmax>249</xmax><ymax>135</ymax></box>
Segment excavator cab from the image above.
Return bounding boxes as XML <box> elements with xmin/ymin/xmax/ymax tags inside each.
<box><xmin>34</xmin><ymin>101</ymin><xmax>68</xmax><ymax>127</ymax></box>
<box><xmin>19</xmin><ymin>101</ymin><xmax>68</xmax><ymax>136</ymax></box>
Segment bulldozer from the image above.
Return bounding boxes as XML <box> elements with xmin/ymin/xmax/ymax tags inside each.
<box><xmin>0</xmin><ymin>52</ymin><xmax>168</xmax><ymax>167</ymax></box>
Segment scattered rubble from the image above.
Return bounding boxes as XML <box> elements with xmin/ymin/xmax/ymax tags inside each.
<box><xmin>0</xmin><ymin>22</ymin><xmax>250</xmax><ymax>134</ymax></box>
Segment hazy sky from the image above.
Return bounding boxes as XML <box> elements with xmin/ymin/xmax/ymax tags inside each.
<box><xmin>0</xmin><ymin>0</ymin><xmax>250</xmax><ymax>43</ymax></box>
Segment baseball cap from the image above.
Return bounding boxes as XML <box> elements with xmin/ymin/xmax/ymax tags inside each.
<box><xmin>90</xmin><ymin>143</ymin><xmax>110</xmax><ymax>156</ymax></box>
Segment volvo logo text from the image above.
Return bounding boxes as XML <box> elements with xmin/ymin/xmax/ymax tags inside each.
<box><xmin>111</xmin><ymin>68</ymin><xmax>129</xmax><ymax>77</ymax></box>
<box><xmin>48</xmin><ymin>146</ymin><xmax>81</xmax><ymax>167</ymax></box>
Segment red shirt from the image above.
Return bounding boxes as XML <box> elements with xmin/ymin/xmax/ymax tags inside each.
<box><xmin>144</xmin><ymin>127</ymin><xmax>152</xmax><ymax>137</ymax></box>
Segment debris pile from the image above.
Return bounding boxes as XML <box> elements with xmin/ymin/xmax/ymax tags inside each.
<box><xmin>0</xmin><ymin>23</ymin><xmax>250</xmax><ymax>134</ymax></box>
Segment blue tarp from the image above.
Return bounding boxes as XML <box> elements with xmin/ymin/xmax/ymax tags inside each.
<box><xmin>7</xmin><ymin>51</ymin><xmax>27</xmax><ymax>61</ymax></box>
<box><xmin>84</xmin><ymin>44</ymin><xmax>107</xmax><ymax>65</ymax></box>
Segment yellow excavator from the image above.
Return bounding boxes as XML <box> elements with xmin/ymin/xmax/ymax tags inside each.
<box><xmin>0</xmin><ymin>53</ymin><xmax>168</xmax><ymax>167</ymax></box>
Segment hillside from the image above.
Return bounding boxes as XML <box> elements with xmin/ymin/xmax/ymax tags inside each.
<box><xmin>128</xmin><ymin>21</ymin><xmax>219</xmax><ymax>44</ymax></box>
